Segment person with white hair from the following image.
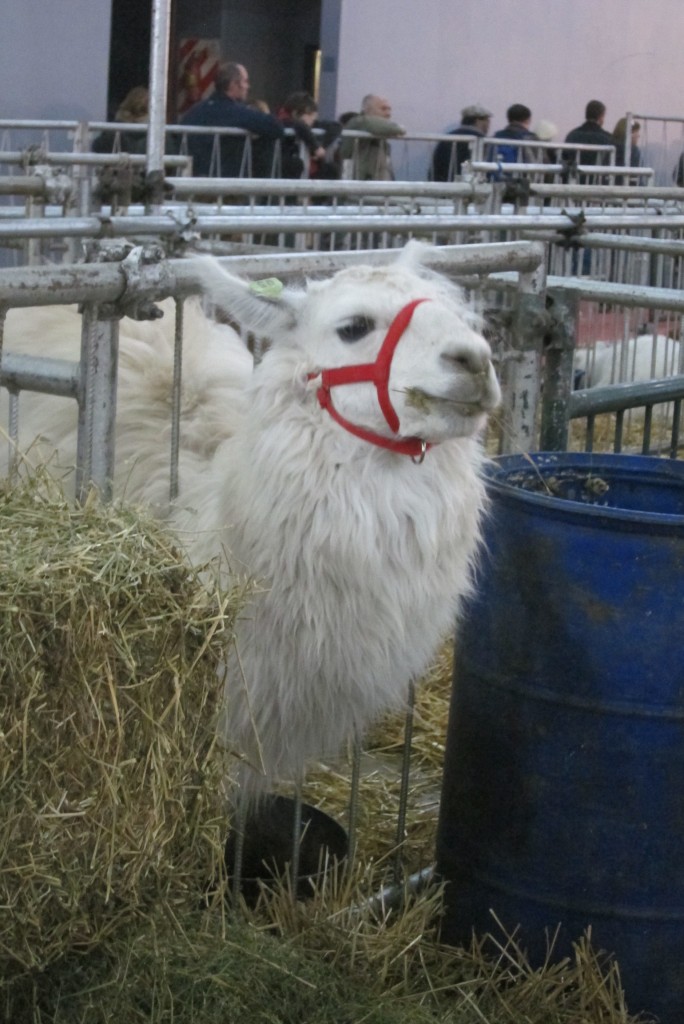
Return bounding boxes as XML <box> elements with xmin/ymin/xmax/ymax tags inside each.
<box><xmin>534</xmin><ymin>119</ymin><xmax>558</xmax><ymax>143</ymax></box>
<box><xmin>533</xmin><ymin>118</ymin><xmax>559</xmax><ymax>174</ymax></box>
<box><xmin>338</xmin><ymin>93</ymin><xmax>406</xmax><ymax>180</ymax></box>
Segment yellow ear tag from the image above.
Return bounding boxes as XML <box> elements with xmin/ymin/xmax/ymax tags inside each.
<box><xmin>249</xmin><ymin>278</ymin><xmax>284</xmax><ymax>298</ymax></box>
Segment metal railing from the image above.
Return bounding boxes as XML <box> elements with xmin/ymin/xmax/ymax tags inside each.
<box><xmin>3</xmin><ymin>0</ymin><xmax>683</xmax><ymax>912</ymax></box>
<box><xmin>568</xmin><ymin>375</ymin><xmax>684</xmax><ymax>457</ymax></box>
<box><xmin>0</xmin><ymin>240</ymin><xmax>549</xmax><ymax>889</ymax></box>
<box><xmin>535</xmin><ymin>274</ymin><xmax>684</xmax><ymax>456</ymax></box>
<box><xmin>2</xmin><ymin>117</ymin><xmax>684</xmax><ymax>892</ymax></box>
<box><xmin>625</xmin><ymin>111</ymin><xmax>684</xmax><ymax>186</ymax></box>
<box><xmin>0</xmin><ymin>118</ymin><xmax>623</xmax><ymax>186</ymax></box>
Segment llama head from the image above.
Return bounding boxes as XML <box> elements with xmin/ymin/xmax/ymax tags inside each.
<box><xmin>191</xmin><ymin>243</ymin><xmax>501</xmax><ymax>450</ymax></box>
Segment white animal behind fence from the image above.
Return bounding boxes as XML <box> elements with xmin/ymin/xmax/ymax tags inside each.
<box><xmin>574</xmin><ymin>333</ymin><xmax>683</xmax><ymax>388</ymax></box>
<box><xmin>1</xmin><ymin>242</ymin><xmax>501</xmax><ymax>795</ymax></box>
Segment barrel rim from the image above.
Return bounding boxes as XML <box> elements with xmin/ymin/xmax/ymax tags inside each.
<box><xmin>485</xmin><ymin>452</ymin><xmax>684</xmax><ymax>529</ymax></box>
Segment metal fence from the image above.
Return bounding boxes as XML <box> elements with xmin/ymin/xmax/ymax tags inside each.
<box><xmin>4</xmin><ymin>174</ymin><xmax>684</xmax><ymax>271</ymax></box>
<box><xmin>1</xmin><ymin>116</ymin><xmax>684</xmax><ymax>896</ymax></box>
<box><xmin>535</xmin><ymin>273</ymin><xmax>684</xmax><ymax>458</ymax></box>
<box><xmin>0</xmin><ymin>117</ymin><xmax>619</xmax><ymax>181</ymax></box>
<box><xmin>625</xmin><ymin>112</ymin><xmax>684</xmax><ymax>187</ymax></box>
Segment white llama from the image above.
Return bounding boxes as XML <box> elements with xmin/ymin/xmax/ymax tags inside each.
<box><xmin>2</xmin><ymin>242</ymin><xmax>501</xmax><ymax>791</ymax></box>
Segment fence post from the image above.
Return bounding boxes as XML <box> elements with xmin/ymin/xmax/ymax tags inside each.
<box><xmin>146</xmin><ymin>0</ymin><xmax>172</xmax><ymax>211</ymax></box>
<box><xmin>76</xmin><ymin>305</ymin><xmax>119</xmax><ymax>503</ymax></box>
<box><xmin>539</xmin><ymin>288</ymin><xmax>579</xmax><ymax>451</ymax></box>
<box><xmin>499</xmin><ymin>258</ymin><xmax>547</xmax><ymax>453</ymax></box>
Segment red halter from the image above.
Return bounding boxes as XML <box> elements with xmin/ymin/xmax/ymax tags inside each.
<box><xmin>307</xmin><ymin>298</ymin><xmax>433</xmax><ymax>461</ymax></box>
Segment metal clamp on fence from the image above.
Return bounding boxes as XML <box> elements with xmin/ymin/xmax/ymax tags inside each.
<box><xmin>82</xmin><ymin>240</ymin><xmax>174</xmax><ymax>321</ymax></box>
<box><xmin>31</xmin><ymin>165</ymin><xmax>73</xmax><ymax>206</ymax></box>
<box><xmin>555</xmin><ymin>209</ymin><xmax>587</xmax><ymax>249</ymax></box>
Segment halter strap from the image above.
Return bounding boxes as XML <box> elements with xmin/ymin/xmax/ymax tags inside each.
<box><xmin>308</xmin><ymin>298</ymin><xmax>433</xmax><ymax>461</ymax></box>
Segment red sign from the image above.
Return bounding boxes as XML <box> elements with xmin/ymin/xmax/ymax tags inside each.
<box><xmin>177</xmin><ymin>38</ymin><xmax>220</xmax><ymax>115</ymax></box>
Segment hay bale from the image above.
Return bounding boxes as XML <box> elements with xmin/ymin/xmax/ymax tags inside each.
<box><xmin>0</xmin><ymin>475</ymin><xmax>247</xmax><ymax>973</ymax></box>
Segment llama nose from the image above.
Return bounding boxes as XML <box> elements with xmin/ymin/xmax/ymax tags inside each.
<box><xmin>443</xmin><ymin>349</ymin><xmax>491</xmax><ymax>376</ymax></box>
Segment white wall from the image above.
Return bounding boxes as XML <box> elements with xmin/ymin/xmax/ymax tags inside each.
<box><xmin>335</xmin><ymin>0</ymin><xmax>684</xmax><ymax>143</ymax></box>
<box><xmin>0</xmin><ymin>0</ymin><xmax>110</xmax><ymax>122</ymax></box>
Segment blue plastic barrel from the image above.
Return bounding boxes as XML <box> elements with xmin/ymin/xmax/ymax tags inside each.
<box><xmin>436</xmin><ymin>452</ymin><xmax>684</xmax><ymax>1023</ymax></box>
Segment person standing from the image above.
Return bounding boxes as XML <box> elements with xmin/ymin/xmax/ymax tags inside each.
<box><xmin>613</xmin><ymin>117</ymin><xmax>641</xmax><ymax>167</ymax></box>
<box><xmin>276</xmin><ymin>91</ymin><xmax>329</xmax><ymax>178</ymax></box>
<box><xmin>431</xmin><ymin>104</ymin><xmax>492</xmax><ymax>181</ymax></box>
<box><xmin>180</xmin><ymin>61</ymin><xmax>284</xmax><ymax>177</ymax></box>
<box><xmin>533</xmin><ymin>119</ymin><xmax>558</xmax><ymax>161</ymax></box>
<box><xmin>338</xmin><ymin>94</ymin><xmax>406</xmax><ymax>180</ymax></box>
<box><xmin>488</xmin><ymin>103</ymin><xmax>538</xmax><ymax>201</ymax></box>
<box><xmin>562</xmin><ymin>99</ymin><xmax>615</xmax><ymax>173</ymax></box>
<box><xmin>491</xmin><ymin>104</ymin><xmax>538</xmax><ymax>163</ymax></box>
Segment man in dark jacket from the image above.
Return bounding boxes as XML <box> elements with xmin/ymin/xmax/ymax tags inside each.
<box><xmin>491</xmin><ymin>103</ymin><xmax>538</xmax><ymax>163</ymax></box>
<box><xmin>488</xmin><ymin>104</ymin><xmax>538</xmax><ymax>200</ymax></box>
<box><xmin>431</xmin><ymin>104</ymin><xmax>492</xmax><ymax>181</ymax></box>
<box><xmin>180</xmin><ymin>62</ymin><xmax>284</xmax><ymax>177</ymax></box>
<box><xmin>563</xmin><ymin>99</ymin><xmax>615</xmax><ymax>173</ymax></box>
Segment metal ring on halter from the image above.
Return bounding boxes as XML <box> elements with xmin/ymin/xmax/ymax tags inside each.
<box><xmin>411</xmin><ymin>440</ymin><xmax>428</xmax><ymax>465</ymax></box>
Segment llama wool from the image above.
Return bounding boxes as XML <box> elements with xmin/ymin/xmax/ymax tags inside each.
<box><xmin>2</xmin><ymin>243</ymin><xmax>501</xmax><ymax>793</ymax></box>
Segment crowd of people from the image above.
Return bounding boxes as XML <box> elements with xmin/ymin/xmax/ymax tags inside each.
<box><xmin>177</xmin><ymin>61</ymin><xmax>407</xmax><ymax>182</ymax></box>
<box><xmin>100</xmin><ymin>67</ymin><xmax>662</xmax><ymax>187</ymax></box>
<box><xmin>103</xmin><ymin>64</ymin><xmax>406</xmax><ymax>182</ymax></box>
<box><xmin>431</xmin><ymin>99</ymin><xmax>642</xmax><ymax>184</ymax></box>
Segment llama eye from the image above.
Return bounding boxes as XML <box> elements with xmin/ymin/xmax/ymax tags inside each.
<box><xmin>336</xmin><ymin>315</ymin><xmax>376</xmax><ymax>343</ymax></box>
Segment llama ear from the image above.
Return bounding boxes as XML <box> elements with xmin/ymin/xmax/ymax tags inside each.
<box><xmin>187</xmin><ymin>255</ymin><xmax>304</xmax><ymax>337</ymax></box>
<box><xmin>394</xmin><ymin>239</ymin><xmax>434</xmax><ymax>271</ymax></box>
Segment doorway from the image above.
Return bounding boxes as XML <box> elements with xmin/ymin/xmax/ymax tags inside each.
<box><xmin>106</xmin><ymin>0</ymin><xmax>324</xmax><ymax>121</ymax></box>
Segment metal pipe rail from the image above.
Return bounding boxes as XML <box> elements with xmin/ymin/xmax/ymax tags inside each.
<box><xmin>568</xmin><ymin>375</ymin><xmax>684</xmax><ymax>419</ymax></box>
<box><xmin>471</xmin><ymin>161</ymin><xmax>562</xmax><ymax>175</ymax></box>
<box><xmin>209</xmin><ymin>240</ymin><xmax>546</xmax><ymax>279</ymax></box>
<box><xmin>471</xmin><ymin>162</ymin><xmax>654</xmax><ymax>182</ymax></box>
<box><xmin>476</xmin><ymin>136</ymin><xmax>616</xmax><ymax>159</ymax></box>
<box><xmin>0</xmin><ymin>120</ymin><xmax>613</xmax><ymax>154</ymax></box>
<box><xmin>0</xmin><ymin>354</ymin><xmax>80</xmax><ymax>398</ymax></box>
<box><xmin>3</xmin><ymin>210</ymin><xmax>684</xmax><ymax>243</ymax></box>
<box><xmin>0</xmin><ymin>240</ymin><xmax>546</xmax><ymax>308</ymax></box>
<box><xmin>0</xmin><ymin>204</ymin><xmax>481</xmax><ymax>222</ymax></box>
<box><xmin>630</xmin><ymin>112</ymin><xmax>684</xmax><ymax>125</ymax></box>
<box><xmin>0</xmin><ymin>176</ymin><xmax>70</xmax><ymax>197</ymax></box>
<box><xmin>564</xmin><ymin>232</ymin><xmax>684</xmax><ymax>256</ymax></box>
<box><xmin>0</xmin><ymin>257</ymin><xmax>184</xmax><ymax>308</ymax></box>
<box><xmin>0</xmin><ymin>213</ymin><xmax>475</xmax><ymax>240</ymax></box>
<box><xmin>530</xmin><ymin>183</ymin><xmax>684</xmax><ymax>203</ymax></box>
<box><xmin>86</xmin><ymin>123</ymin><xmax>258</xmax><ymax>140</ymax></box>
<box><xmin>170</xmin><ymin>202</ymin><xmax>483</xmax><ymax>218</ymax></box>
<box><xmin>165</xmin><ymin>176</ymin><xmax>492</xmax><ymax>202</ymax></box>
<box><xmin>491</xmin><ymin>271</ymin><xmax>684</xmax><ymax>314</ymax></box>
<box><xmin>0</xmin><ymin>150</ymin><xmax>190</xmax><ymax>171</ymax></box>
<box><xmin>546</xmin><ymin>275</ymin><xmax>684</xmax><ymax>312</ymax></box>
<box><xmin>0</xmin><ymin>119</ymin><xmax>80</xmax><ymax>132</ymax></box>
